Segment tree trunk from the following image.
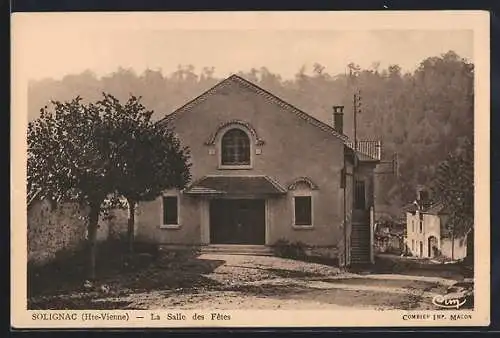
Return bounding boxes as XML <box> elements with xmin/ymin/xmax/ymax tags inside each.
<box><xmin>87</xmin><ymin>202</ymin><xmax>100</xmax><ymax>280</ymax></box>
<box><xmin>127</xmin><ymin>199</ymin><xmax>136</xmax><ymax>254</ymax></box>
<box><xmin>451</xmin><ymin>230</ymin><xmax>455</xmax><ymax>261</ymax></box>
<box><xmin>466</xmin><ymin>229</ymin><xmax>474</xmax><ymax>265</ymax></box>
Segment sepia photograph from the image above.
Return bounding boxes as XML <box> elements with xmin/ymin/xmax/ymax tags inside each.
<box><xmin>11</xmin><ymin>11</ymin><xmax>490</xmax><ymax>328</ymax></box>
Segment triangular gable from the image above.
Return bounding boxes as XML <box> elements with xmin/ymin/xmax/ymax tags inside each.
<box><xmin>157</xmin><ymin>74</ymin><xmax>348</xmax><ymax>142</ymax></box>
<box><xmin>157</xmin><ymin>74</ymin><xmax>382</xmax><ymax>161</ymax></box>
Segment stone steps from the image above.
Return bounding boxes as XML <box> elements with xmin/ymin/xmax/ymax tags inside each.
<box><xmin>351</xmin><ymin>223</ymin><xmax>371</xmax><ymax>264</ymax></box>
<box><xmin>200</xmin><ymin>244</ymin><xmax>274</xmax><ymax>256</ymax></box>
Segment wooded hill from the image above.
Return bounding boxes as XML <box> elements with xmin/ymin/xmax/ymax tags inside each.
<box><xmin>27</xmin><ymin>51</ymin><xmax>474</xmax><ymax>220</ymax></box>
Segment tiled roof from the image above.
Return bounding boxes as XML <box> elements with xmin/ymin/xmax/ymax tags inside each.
<box><xmin>184</xmin><ymin>175</ymin><xmax>287</xmax><ymax>196</ymax></box>
<box><xmin>402</xmin><ymin>200</ymin><xmax>449</xmax><ymax>215</ymax></box>
<box><xmin>425</xmin><ymin>202</ymin><xmax>449</xmax><ymax>215</ymax></box>
<box><xmin>402</xmin><ymin>202</ymin><xmax>418</xmax><ymax>213</ymax></box>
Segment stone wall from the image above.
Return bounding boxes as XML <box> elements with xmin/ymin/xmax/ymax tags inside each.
<box><xmin>27</xmin><ymin>198</ymin><xmax>129</xmax><ymax>266</ymax></box>
<box><xmin>441</xmin><ymin>236</ymin><xmax>468</xmax><ymax>260</ymax></box>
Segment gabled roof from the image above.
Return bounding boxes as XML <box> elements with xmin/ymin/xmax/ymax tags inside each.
<box><xmin>425</xmin><ymin>202</ymin><xmax>449</xmax><ymax>215</ymax></box>
<box><xmin>402</xmin><ymin>200</ymin><xmax>449</xmax><ymax>215</ymax></box>
<box><xmin>402</xmin><ymin>202</ymin><xmax>418</xmax><ymax>214</ymax></box>
<box><xmin>158</xmin><ymin>74</ymin><xmax>380</xmax><ymax>161</ymax></box>
<box><xmin>158</xmin><ymin>74</ymin><xmax>348</xmax><ymax>142</ymax></box>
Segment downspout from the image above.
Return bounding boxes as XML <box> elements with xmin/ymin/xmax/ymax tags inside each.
<box><xmin>343</xmin><ymin>155</ymin><xmax>347</xmax><ymax>268</ymax></box>
<box><xmin>370</xmin><ymin>205</ymin><xmax>375</xmax><ymax>264</ymax></box>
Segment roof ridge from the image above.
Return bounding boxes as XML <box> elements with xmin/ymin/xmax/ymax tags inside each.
<box><xmin>157</xmin><ymin>74</ymin><xmax>348</xmax><ymax>142</ymax></box>
<box><xmin>157</xmin><ymin>78</ymin><xmax>232</xmax><ymax>126</ymax></box>
<box><xmin>230</xmin><ymin>75</ymin><xmax>348</xmax><ymax>141</ymax></box>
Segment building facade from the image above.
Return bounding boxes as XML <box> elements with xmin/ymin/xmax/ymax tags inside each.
<box><xmin>404</xmin><ymin>189</ymin><xmax>467</xmax><ymax>260</ymax></box>
<box><xmin>135</xmin><ymin>75</ymin><xmax>381</xmax><ymax>265</ymax></box>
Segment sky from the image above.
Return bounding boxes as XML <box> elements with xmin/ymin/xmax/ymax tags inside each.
<box><xmin>12</xmin><ymin>12</ymin><xmax>476</xmax><ymax>81</ymax></box>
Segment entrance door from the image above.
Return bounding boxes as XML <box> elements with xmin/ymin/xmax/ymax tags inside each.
<box><xmin>428</xmin><ymin>236</ymin><xmax>438</xmax><ymax>258</ymax></box>
<box><xmin>209</xmin><ymin>199</ymin><xmax>266</xmax><ymax>244</ymax></box>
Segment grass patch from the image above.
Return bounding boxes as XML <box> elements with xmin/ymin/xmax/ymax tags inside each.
<box><xmin>28</xmin><ymin>240</ymin><xmax>226</xmax><ymax>309</ymax></box>
<box><xmin>369</xmin><ymin>255</ymin><xmax>472</xmax><ymax>280</ymax></box>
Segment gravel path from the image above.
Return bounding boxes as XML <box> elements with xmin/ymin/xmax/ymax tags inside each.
<box><xmin>30</xmin><ymin>253</ymin><xmax>462</xmax><ymax>310</ymax></box>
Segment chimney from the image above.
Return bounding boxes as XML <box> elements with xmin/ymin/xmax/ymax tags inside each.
<box><xmin>416</xmin><ymin>186</ymin><xmax>429</xmax><ymax>209</ymax></box>
<box><xmin>417</xmin><ymin>189</ymin><xmax>428</xmax><ymax>202</ymax></box>
<box><xmin>333</xmin><ymin>106</ymin><xmax>344</xmax><ymax>134</ymax></box>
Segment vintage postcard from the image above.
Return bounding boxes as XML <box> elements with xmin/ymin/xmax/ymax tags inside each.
<box><xmin>11</xmin><ymin>11</ymin><xmax>490</xmax><ymax>328</ymax></box>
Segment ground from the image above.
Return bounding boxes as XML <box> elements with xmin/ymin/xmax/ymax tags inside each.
<box><xmin>28</xmin><ymin>246</ymin><xmax>473</xmax><ymax>310</ymax></box>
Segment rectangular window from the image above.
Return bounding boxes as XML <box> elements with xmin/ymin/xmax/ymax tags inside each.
<box><xmin>294</xmin><ymin>196</ymin><xmax>312</xmax><ymax>226</ymax></box>
<box><xmin>354</xmin><ymin>180</ymin><xmax>366</xmax><ymax>210</ymax></box>
<box><xmin>419</xmin><ymin>213</ymin><xmax>423</xmax><ymax>233</ymax></box>
<box><xmin>162</xmin><ymin>196</ymin><xmax>178</xmax><ymax>225</ymax></box>
<box><xmin>412</xmin><ymin>239</ymin><xmax>415</xmax><ymax>251</ymax></box>
<box><xmin>412</xmin><ymin>220</ymin><xmax>415</xmax><ymax>233</ymax></box>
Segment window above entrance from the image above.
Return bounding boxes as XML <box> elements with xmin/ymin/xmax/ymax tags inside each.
<box><xmin>221</xmin><ymin>128</ymin><xmax>251</xmax><ymax>166</ymax></box>
<box><xmin>204</xmin><ymin>120</ymin><xmax>265</xmax><ymax>170</ymax></box>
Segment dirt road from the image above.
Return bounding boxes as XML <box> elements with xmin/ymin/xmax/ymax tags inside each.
<box><xmin>30</xmin><ymin>253</ymin><xmax>458</xmax><ymax>310</ymax></box>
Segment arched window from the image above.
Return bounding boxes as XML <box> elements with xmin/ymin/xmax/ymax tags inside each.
<box><xmin>221</xmin><ymin>129</ymin><xmax>251</xmax><ymax>165</ymax></box>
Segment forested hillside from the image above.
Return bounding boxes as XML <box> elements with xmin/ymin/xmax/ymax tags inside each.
<box><xmin>27</xmin><ymin>50</ymin><xmax>474</xmax><ymax>219</ymax></box>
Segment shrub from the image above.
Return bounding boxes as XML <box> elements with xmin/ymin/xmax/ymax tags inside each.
<box><xmin>272</xmin><ymin>239</ymin><xmax>307</xmax><ymax>260</ymax></box>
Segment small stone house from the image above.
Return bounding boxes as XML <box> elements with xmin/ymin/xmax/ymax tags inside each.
<box><xmin>404</xmin><ymin>188</ymin><xmax>467</xmax><ymax>260</ymax></box>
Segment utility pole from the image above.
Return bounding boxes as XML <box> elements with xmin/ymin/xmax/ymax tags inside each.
<box><xmin>353</xmin><ymin>89</ymin><xmax>362</xmax><ymax>157</ymax></box>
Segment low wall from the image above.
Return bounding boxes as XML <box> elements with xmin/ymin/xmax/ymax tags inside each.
<box><xmin>441</xmin><ymin>236</ymin><xmax>467</xmax><ymax>260</ymax></box>
<box><xmin>27</xmin><ymin>198</ymin><xmax>129</xmax><ymax>266</ymax></box>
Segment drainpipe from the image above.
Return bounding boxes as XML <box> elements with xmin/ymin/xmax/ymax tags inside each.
<box><xmin>343</xmin><ymin>155</ymin><xmax>347</xmax><ymax>268</ymax></box>
<box><xmin>370</xmin><ymin>206</ymin><xmax>375</xmax><ymax>264</ymax></box>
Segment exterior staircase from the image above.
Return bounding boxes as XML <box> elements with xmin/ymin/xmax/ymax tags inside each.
<box><xmin>200</xmin><ymin>244</ymin><xmax>274</xmax><ymax>256</ymax></box>
<box><xmin>350</xmin><ymin>210</ymin><xmax>372</xmax><ymax>265</ymax></box>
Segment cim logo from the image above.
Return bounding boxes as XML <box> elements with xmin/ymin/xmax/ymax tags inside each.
<box><xmin>432</xmin><ymin>295</ymin><xmax>467</xmax><ymax>309</ymax></box>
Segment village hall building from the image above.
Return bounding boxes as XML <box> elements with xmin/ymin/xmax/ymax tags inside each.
<box><xmin>135</xmin><ymin>75</ymin><xmax>381</xmax><ymax>266</ymax></box>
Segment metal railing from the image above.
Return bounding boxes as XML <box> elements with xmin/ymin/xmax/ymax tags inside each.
<box><xmin>346</xmin><ymin>140</ymin><xmax>382</xmax><ymax>160</ymax></box>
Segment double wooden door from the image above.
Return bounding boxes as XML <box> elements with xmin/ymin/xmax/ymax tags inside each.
<box><xmin>209</xmin><ymin>199</ymin><xmax>265</xmax><ymax>245</ymax></box>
